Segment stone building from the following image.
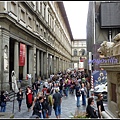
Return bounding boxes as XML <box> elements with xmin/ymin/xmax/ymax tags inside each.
<box><xmin>0</xmin><ymin>1</ymin><xmax>74</xmax><ymax>90</ymax></box>
<box><xmin>86</xmin><ymin>1</ymin><xmax>120</xmax><ymax>71</ymax></box>
<box><xmin>71</xmin><ymin>39</ymin><xmax>87</xmax><ymax>71</ymax></box>
<box><xmin>87</xmin><ymin>1</ymin><xmax>120</xmax><ymax>117</ymax></box>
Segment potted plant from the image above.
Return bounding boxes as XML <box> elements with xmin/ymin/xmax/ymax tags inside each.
<box><xmin>70</xmin><ymin>110</ymin><xmax>89</xmax><ymax>119</ymax></box>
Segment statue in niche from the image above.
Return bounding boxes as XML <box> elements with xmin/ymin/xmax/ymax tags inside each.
<box><xmin>11</xmin><ymin>70</ymin><xmax>19</xmax><ymax>93</ymax></box>
<box><xmin>4</xmin><ymin>45</ymin><xmax>9</xmax><ymax>71</ymax></box>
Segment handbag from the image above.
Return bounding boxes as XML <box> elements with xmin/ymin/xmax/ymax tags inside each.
<box><xmin>76</xmin><ymin>91</ymin><xmax>81</xmax><ymax>96</ymax></box>
<box><xmin>1</xmin><ymin>102</ymin><xmax>6</xmax><ymax>107</ymax></box>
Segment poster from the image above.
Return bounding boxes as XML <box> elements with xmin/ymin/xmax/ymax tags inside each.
<box><xmin>19</xmin><ymin>43</ymin><xmax>26</xmax><ymax>66</ymax></box>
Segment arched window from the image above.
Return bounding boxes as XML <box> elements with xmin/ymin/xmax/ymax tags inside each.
<box><xmin>74</xmin><ymin>49</ymin><xmax>77</xmax><ymax>56</ymax></box>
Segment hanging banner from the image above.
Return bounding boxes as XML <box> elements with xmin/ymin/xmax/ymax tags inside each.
<box><xmin>19</xmin><ymin>43</ymin><xmax>26</xmax><ymax>66</ymax></box>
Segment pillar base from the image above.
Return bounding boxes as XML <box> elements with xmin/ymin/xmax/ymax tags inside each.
<box><xmin>0</xmin><ymin>83</ymin><xmax>10</xmax><ymax>91</ymax></box>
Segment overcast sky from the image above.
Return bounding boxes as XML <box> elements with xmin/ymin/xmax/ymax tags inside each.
<box><xmin>63</xmin><ymin>1</ymin><xmax>89</xmax><ymax>39</ymax></box>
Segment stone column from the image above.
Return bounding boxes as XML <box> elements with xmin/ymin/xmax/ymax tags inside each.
<box><xmin>48</xmin><ymin>54</ymin><xmax>50</xmax><ymax>77</ymax></box>
<box><xmin>23</xmin><ymin>44</ymin><xmax>27</xmax><ymax>80</ymax></box>
<box><xmin>43</xmin><ymin>52</ymin><xmax>48</xmax><ymax>79</ymax></box>
<box><xmin>33</xmin><ymin>45</ymin><xmax>36</xmax><ymax>82</ymax></box>
<box><xmin>51</xmin><ymin>55</ymin><xmax>53</xmax><ymax>74</ymax></box>
<box><xmin>0</xmin><ymin>29</ymin><xmax>10</xmax><ymax>90</ymax></box>
<box><xmin>14</xmin><ymin>41</ymin><xmax>19</xmax><ymax>81</ymax></box>
<box><xmin>40</xmin><ymin>51</ymin><xmax>44</xmax><ymax>79</ymax></box>
<box><xmin>28</xmin><ymin>46</ymin><xmax>34</xmax><ymax>85</ymax></box>
<box><xmin>53</xmin><ymin>56</ymin><xmax>56</xmax><ymax>74</ymax></box>
<box><xmin>56</xmin><ymin>57</ymin><xmax>59</xmax><ymax>72</ymax></box>
<box><xmin>37</xmin><ymin>49</ymin><xmax>40</xmax><ymax>77</ymax></box>
<box><xmin>62</xmin><ymin>60</ymin><xmax>63</xmax><ymax>72</ymax></box>
<box><xmin>59</xmin><ymin>58</ymin><xmax>61</xmax><ymax>72</ymax></box>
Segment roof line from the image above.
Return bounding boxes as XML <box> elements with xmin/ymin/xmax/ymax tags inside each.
<box><xmin>57</xmin><ymin>2</ymin><xmax>74</xmax><ymax>41</ymax></box>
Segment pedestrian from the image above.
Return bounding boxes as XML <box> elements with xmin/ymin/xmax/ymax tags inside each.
<box><xmin>37</xmin><ymin>77</ymin><xmax>42</xmax><ymax>92</ymax></box>
<box><xmin>96</xmin><ymin>93</ymin><xmax>105</xmax><ymax>118</ymax></box>
<box><xmin>70</xmin><ymin>79</ymin><xmax>75</xmax><ymax>94</ymax></box>
<box><xmin>85</xmin><ymin>78</ymin><xmax>90</xmax><ymax>98</ymax></box>
<box><xmin>51</xmin><ymin>83</ymin><xmax>60</xmax><ymax>95</ymax></box>
<box><xmin>86</xmin><ymin>97</ymin><xmax>98</xmax><ymax>118</ymax></box>
<box><xmin>81</xmin><ymin>82</ymin><xmax>87</xmax><ymax>106</ymax></box>
<box><xmin>17</xmin><ymin>88</ymin><xmax>23</xmax><ymax>112</ymax></box>
<box><xmin>45</xmin><ymin>88</ymin><xmax>53</xmax><ymax>118</ymax></box>
<box><xmin>42</xmin><ymin>96</ymin><xmax>49</xmax><ymax>118</ymax></box>
<box><xmin>0</xmin><ymin>90</ymin><xmax>8</xmax><ymax>112</ymax></box>
<box><xmin>42</xmin><ymin>85</ymin><xmax>48</xmax><ymax>96</ymax></box>
<box><xmin>32</xmin><ymin>96</ymin><xmax>44</xmax><ymax>118</ymax></box>
<box><xmin>31</xmin><ymin>92</ymin><xmax>43</xmax><ymax>110</ymax></box>
<box><xmin>25</xmin><ymin>86</ymin><xmax>34</xmax><ymax>112</ymax></box>
<box><xmin>59</xmin><ymin>79</ymin><xmax>63</xmax><ymax>96</ymax></box>
<box><xmin>53</xmin><ymin>89</ymin><xmax>62</xmax><ymax>118</ymax></box>
<box><xmin>75</xmin><ymin>82</ymin><xmax>81</xmax><ymax>107</ymax></box>
<box><xmin>32</xmin><ymin>81</ymin><xmax>38</xmax><ymax>96</ymax></box>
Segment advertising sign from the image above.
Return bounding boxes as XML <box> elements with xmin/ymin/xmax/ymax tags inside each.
<box><xmin>19</xmin><ymin>43</ymin><xmax>25</xmax><ymax>66</ymax></box>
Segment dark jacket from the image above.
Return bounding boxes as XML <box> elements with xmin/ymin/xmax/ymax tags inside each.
<box><xmin>86</xmin><ymin>105</ymin><xmax>98</xmax><ymax>118</ymax></box>
<box><xmin>33</xmin><ymin>101</ymin><xmax>43</xmax><ymax>117</ymax></box>
<box><xmin>1</xmin><ymin>94</ymin><xmax>7</xmax><ymax>104</ymax></box>
<box><xmin>17</xmin><ymin>92</ymin><xmax>23</xmax><ymax>101</ymax></box>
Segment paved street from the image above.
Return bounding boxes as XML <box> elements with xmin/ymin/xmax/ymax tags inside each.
<box><xmin>5</xmin><ymin>91</ymin><xmax>108</xmax><ymax>118</ymax></box>
<box><xmin>5</xmin><ymin>93</ymin><xmax>86</xmax><ymax>118</ymax></box>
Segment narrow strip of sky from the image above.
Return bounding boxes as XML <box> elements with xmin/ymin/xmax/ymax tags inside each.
<box><xmin>63</xmin><ymin>1</ymin><xmax>89</xmax><ymax>39</ymax></box>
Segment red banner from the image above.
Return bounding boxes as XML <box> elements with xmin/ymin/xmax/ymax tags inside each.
<box><xmin>19</xmin><ymin>43</ymin><xmax>26</xmax><ymax>66</ymax></box>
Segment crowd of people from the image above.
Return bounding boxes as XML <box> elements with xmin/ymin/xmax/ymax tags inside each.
<box><xmin>0</xmin><ymin>69</ymin><xmax>105</xmax><ymax>119</ymax></box>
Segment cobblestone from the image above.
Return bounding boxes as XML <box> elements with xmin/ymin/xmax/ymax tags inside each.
<box><xmin>5</xmin><ymin>93</ymin><xmax>87</xmax><ymax>118</ymax></box>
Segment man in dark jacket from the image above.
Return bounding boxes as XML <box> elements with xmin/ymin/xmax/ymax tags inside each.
<box><xmin>32</xmin><ymin>96</ymin><xmax>44</xmax><ymax>118</ymax></box>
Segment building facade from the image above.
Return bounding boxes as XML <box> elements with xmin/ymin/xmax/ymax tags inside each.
<box><xmin>0</xmin><ymin>1</ymin><xmax>74</xmax><ymax>90</ymax></box>
<box><xmin>71</xmin><ymin>39</ymin><xmax>87</xmax><ymax>71</ymax></box>
<box><xmin>87</xmin><ymin>1</ymin><xmax>120</xmax><ymax>117</ymax></box>
<box><xmin>86</xmin><ymin>1</ymin><xmax>120</xmax><ymax>71</ymax></box>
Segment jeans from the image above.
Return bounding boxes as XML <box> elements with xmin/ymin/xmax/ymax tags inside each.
<box><xmin>33</xmin><ymin>90</ymin><xmax>38</xmax><ymax>96</ymax></box>
<box><xmin>48</xmin><ymin>105</ymin><xmax>52</xmax><ymax>116</ymax></box>
<box><xmin>1</xmin><ymin>105</ymin><xmax>6</xmax><ymax>112</ymax></box>
<box><xmin>18</xmin><ymin>100</ymin><xmax>22</xmax><ymax>107</ymax></box>
<box><xmin>54</xmin><ymin>105</ymin><xmax>61</xmax><ymax>117</ymax></box>
<box><xmin>59</xmin><ymin>90</ymin><xmax>63</xmax><ymax>96</ymax></box>
<box><xmin>87</xmin><ymin>89</ymin><xmax>90</xmax><ymax>98</ymax></box>
<box><xmin>65</xmin><ymin>88</ymin><xmax>68</xmax><ymax>96</ymax></box>
<box><xmin>82</xmin><ymin>95</ymin><xmax>86</xmax><ymax>105</ymax></box>
<box><xmin>76</xmin><ymin>96</ymin><xmax>80</xmax><ymax>107</ymax></box>
<box><xmin>42</xmin><ymin>109</ymin><xmax>47</xmax><ymax>118</ymax></box>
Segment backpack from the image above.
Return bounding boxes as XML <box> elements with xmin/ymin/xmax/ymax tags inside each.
<box><xmin>45</xmin><ymin>94</ymin><xmax>52</xmax><ymax>106</ymax></box>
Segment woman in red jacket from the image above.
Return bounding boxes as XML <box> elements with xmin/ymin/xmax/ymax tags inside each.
<box><xmin>26</xmin><ymin>86</ymin><xmax>34</xmax><ymax>112</ymax></box>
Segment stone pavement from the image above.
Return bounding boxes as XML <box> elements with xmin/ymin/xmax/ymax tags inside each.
<box><xmin>5</xmin><ymin>93</ymin><xmax>87</xmax><ymax>118</ymax></box>
<box><xmin>4</xmin><ymin>85</ymin><xmax>108</xmax><ymax>119</ymax></box>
